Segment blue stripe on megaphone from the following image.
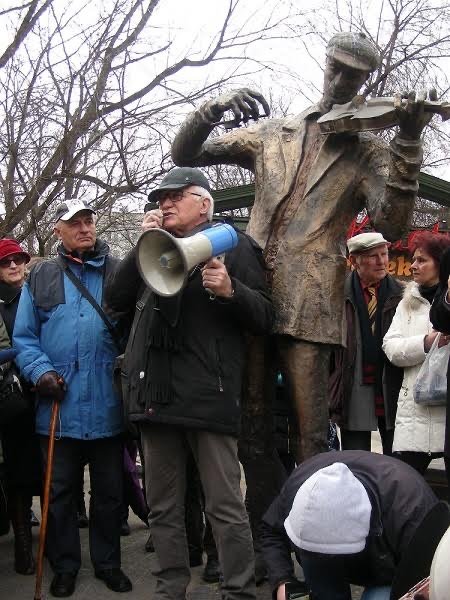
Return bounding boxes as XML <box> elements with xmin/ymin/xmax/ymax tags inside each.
<box><xmin>203</xmin><ymin>224</ymin><xmax>238</xmax><ymax>256</ymax></box>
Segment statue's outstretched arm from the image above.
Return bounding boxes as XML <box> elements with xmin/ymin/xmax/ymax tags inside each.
<box><xmin>172</xmin><ymin>88</ymin><xmax>269</xmax><ymax>170</ymax></box>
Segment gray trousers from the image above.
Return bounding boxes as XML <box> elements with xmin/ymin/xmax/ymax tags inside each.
<box><xmin>141</xmin><ymin>424</ymin><xmax>256</xmax><ymax>600</ymax></box>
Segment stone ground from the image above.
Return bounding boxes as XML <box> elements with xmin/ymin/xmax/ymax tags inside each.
<box><xmin>1</xmin><ymin>432</ymin><xmax>444</xmax><ymax>600</ymax></box>
<box><xmin>0</xmin><ymin>479</ymin><xmax>362</xmax><ymax>600</ymax></box>
<box><xmin>0</xmin><ymin>483</ymin><xmax>275</xmax><ymax>600</ymax></box>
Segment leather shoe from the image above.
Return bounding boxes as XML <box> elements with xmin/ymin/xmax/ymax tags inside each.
<box><xmin>202</xmin><ymin>556</ymin><xmax>221</xmax><ymax>583</ymax></box>
<box><xmin>30</xmin><ymin>509</ymin><xmax>40</xmax><ymax>527</ymax></box>
<box><xmin>50</xmin><ymin>573</ymin><xmax>77</xmax><ymax>597</ymax></box>
<box><xmin>95</xmin><ymin>568</ymin><xmax>132</xmax><ymax>593</ymax></box>
<box><xmin>120</xmin><ymin>520</ymin><xmax>130</xmax><ymax>536</ymax></box>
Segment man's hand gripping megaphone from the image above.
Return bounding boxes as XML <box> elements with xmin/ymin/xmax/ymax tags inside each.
<box><xmin>141</xmin><ymin>208</ymin><xmax>234</xmax><ymax>299</ymax></box>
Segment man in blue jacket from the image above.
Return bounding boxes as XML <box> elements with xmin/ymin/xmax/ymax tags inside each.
<box><xmin>13</xmin><ymin>200</ymin><xmax>131</xmax><ymax>598</ymax></box>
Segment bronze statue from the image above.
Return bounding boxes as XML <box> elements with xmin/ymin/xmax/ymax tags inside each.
<box><xmin>172</xmin><ymin>32</ymin><xmax>433</xmax><ymax>464</ymax></box>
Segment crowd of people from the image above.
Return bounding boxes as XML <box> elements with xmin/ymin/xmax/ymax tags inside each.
<box><xmin>0</xmin><ymin>169</ymin><xmax>450</xmax><ymax>600</ymax></box>
<box><xmin>1</xmin><ymin>29</ymin><xmax>450</xmax><ymax>600</ymax></box>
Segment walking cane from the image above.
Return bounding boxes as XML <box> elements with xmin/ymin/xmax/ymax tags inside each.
<box><xmin>34</xmin><ymin>378</ymin><xmax>65</xmax><ymax>600</ymax></box>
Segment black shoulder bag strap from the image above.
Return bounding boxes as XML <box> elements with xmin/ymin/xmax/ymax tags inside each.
<box><xmin>126</xmin><ymin>287</ymin><xmax>152</xmax><ymax>353</ymax></box>
<box><xmin>56</xmin><ymin>256</ymin><xmax>122</xmax><ymax>352</ymax></box>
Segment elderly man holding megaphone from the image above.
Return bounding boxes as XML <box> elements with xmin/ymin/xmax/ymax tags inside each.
<box><xmin>104</xmin><ymin>167</ymin><xmax>274</xmax><ymax>600</ymax></box>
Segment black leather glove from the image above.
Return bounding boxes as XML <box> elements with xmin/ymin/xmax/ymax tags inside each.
<box><xmin>36</xmin><ymin>371</ymin><xmax>66</xmax><ymax>403</ymax></box>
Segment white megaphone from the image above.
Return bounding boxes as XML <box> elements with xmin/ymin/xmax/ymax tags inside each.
<box><xmin>136</xmin><ymin>223</ymin><xmax>238</xmax><ymax>297</ymax></box>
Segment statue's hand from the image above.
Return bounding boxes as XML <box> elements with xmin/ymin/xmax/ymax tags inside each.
<box><xmin>203</xmin><ymin>88</ymin><xmax>270</xmax><ymax>128</ymax></box>
<box><xmin>394</xmin><ymin>88</ymin><xmax>438</xmax><ymax>140</ymax></box>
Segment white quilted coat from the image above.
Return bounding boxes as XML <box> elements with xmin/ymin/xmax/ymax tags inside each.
<box><xmin>382</xmin><ymin>281</ymin><xmax>446</xmax><ymax>453</ymax></box>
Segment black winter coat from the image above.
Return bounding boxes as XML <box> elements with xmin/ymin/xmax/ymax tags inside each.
<box><xmin>0</xmin><ymin>281</ymin><xmax>21</xmax><ymax>336</ymax></box>
<box><xmin>0</xmin><ymin>280</ymin><xmax>41</xmax><ymax>491</ymax></box>
<box><xmin>104</xmin><ymin>226</ymin><xmax>274</xmax><ymax>436</ymax></box>
<box><xmin>261</xmin><ymin>450</ymin><xmax>438</xmax><ymax>593</ymax></box>
<box><xmin>430</xmin><ymin>250</ymin><xmax>450</xmax><ymax>458</ymax></box>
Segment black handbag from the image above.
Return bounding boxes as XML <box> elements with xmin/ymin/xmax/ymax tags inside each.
<box><xmin>0</xmin><ymin>362</ymin><xmax>28</xmax><ymax>426</ymax></box>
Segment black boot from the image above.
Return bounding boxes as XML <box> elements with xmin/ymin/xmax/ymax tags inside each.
<box><xmin>202</xmin><ymin>519</ymin><xmax>219</xmax><ymax>581</ymax></box>
<box><xmin>202</xmin><ymin>555</ymin><xmax>221</xmax><ymax>583</ymax></box>
<box><xmin>30</xmin><ymin>509</ymin><xmax>40</xmax><ymax>527</ymax></box>
<box><xmin>9</xmin><ymin>491</ymin><xmax>35</xmax><ymax>575</ymax></box>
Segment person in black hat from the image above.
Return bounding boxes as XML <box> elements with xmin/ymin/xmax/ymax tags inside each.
<box><xmin>104</xmin><ymin>166</ymin><xmax>274</xmax><ymax>600</ymax></box>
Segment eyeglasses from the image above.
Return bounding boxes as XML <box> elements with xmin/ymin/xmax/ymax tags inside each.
<box><xmin>0</xmin><ymin>255</ymin><xmax>27</xmax><ymax>268</ymax></box>
<box><xmin>157</xmin><ymin>190</ymin><xmax>202</xmax><ymax>206</ymax></box>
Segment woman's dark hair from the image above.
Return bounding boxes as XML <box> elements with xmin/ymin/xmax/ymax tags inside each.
<box><xmin>408</xmin><ymin>231</ymin><xmax>450</xmax><ymax>267</ymax></box>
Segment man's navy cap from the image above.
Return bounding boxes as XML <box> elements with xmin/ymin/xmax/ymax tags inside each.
<box><xmin>148</xmin><ymin>167</ymin><xmax>211</xmax><ymax>202</ymax></box>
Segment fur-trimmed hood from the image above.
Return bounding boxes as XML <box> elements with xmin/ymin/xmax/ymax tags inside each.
<box><xmin>400</xmin><ymin>280</ymin><xmax>430</xmax><ymax>312</ymax></box>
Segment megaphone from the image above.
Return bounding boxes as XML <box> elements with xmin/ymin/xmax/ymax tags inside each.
<box><xmin>136</xmin><ymin>223</ymin><xmax>238</xmax><ymax>297</ymax></box>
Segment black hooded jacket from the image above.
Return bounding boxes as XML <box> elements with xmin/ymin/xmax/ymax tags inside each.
<box><xmin>104</xmin><ymin>225</ymin><xmax>274</xmax><ymax>436</ymax></box>
<box><xmin>261</xmin><ymin>451</ymin><xmax>438</xmax><ymax>593</ymax></box>
<box><xmin>430</xmin><ymin>246</ymin><xmax>450</xmax><ymax>457</ymax></box>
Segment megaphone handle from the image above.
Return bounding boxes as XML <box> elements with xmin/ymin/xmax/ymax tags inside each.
<box><xmin>205</xmin><ymin>254</ymin><xmax>225</xmax><ymax>300</ymax></box>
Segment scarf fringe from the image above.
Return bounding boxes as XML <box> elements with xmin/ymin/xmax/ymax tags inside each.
<box><xmin>148</xmin><ymin>382</ymin><xmax>172</xmax><ymax>406</ymax></box>
<box><xmin>147</xmin><ymin>329</ymin><xmax>182</xmax><ymax>351</ymax></box>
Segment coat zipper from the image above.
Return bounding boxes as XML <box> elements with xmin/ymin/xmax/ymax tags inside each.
<box><xmin>215</xmin><ymin>339</ymin><xmax>224</xmax><ymax>392</ymax></box>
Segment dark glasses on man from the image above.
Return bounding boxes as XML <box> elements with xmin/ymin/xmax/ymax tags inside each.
<box><xmin>0</xmin><ymin>255</ymin><xmax>27</xmax><ymax>267</ymax></box>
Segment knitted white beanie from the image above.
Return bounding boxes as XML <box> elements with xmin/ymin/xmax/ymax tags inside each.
<box><xmin>284</xmin><ymin>462</ymin><xmax>372</xmax><ymax>555</ymax></box>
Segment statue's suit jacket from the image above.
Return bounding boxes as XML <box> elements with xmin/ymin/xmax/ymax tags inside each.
<box><xmin>172</xmin><ymin>103</ymin><xmax>421</xmax><ymax>346</ymax></box>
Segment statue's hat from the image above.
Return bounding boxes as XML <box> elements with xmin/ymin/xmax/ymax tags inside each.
<box><xmin>326</xmin><ymin>32</ymin><xmax>380</xmax><ymax>72</ymax></box>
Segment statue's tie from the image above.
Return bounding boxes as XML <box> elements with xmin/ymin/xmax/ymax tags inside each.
<box><xmin>367</xmin><ymin>286</ymin><xmax>377</xmax><ymax>333</ymax></box>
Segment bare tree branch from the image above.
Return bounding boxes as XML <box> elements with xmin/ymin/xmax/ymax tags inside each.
<box><xmin>0</xmin><ymin>0</ymin><xmax>54</xmax><ymax>68</ymax></box>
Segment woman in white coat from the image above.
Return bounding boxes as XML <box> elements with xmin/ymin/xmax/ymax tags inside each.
<box><xmin>383</xmin><ymin>231</ymin><xmax>450</xmax><ymax>474</ymax></box>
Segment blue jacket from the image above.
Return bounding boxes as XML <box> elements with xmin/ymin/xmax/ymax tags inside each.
<box><xmin>13</xmin><ymin>241</ymin><xmax>123</xmax><ymax>440</ymax></box>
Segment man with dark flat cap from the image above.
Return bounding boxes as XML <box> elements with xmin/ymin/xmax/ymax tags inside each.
<box><xmin>170</xmin><ymin>31</ymin><xmax>433</xmax><ymax>577</ymax></box>
<box><xmin>105</xmin><ymin>167</ymin><xmax>274</xmax><ymax>600</ymax></box>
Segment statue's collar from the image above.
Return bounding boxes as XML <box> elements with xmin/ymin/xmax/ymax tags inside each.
<box><xmin>282</xmin><ymin>103</ymin><xmax>321</xmax><ymax>131</ymax></box>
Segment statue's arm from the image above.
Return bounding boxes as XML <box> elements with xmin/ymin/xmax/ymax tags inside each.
<box><xmin>172</xmin><ymin>88</ymin><xmax>269</xmax><ymax>170</ymax></box>
<box><xmin>365</xmin><ymin>91</ymin><xmax>434</xmax><ymax>240</ymax></box>
<box><xmin>171</xmin><ymin>106</ymin><xmax>252</xmax><ymax>169</ymax></box>
<box><xmin>367</xmin><ymin>134</ymin><xmax>422</xmax><ymax>241</ymax></box>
